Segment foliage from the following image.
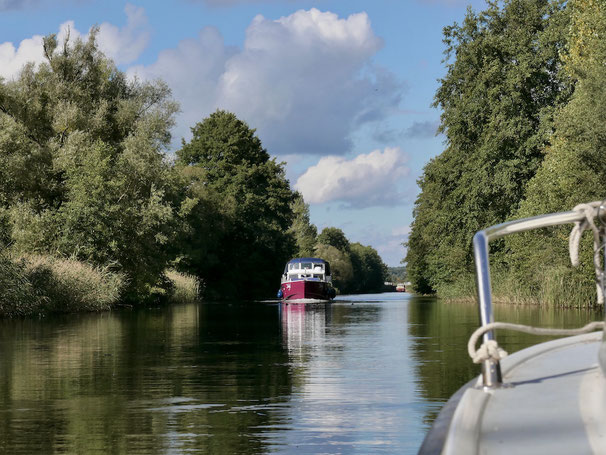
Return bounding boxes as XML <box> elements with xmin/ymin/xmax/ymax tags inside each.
<box><xmin>176</xmin><ymin>110</ymin><xmax>296</xmax><ymax>299</ymax></box>
<box><xmin>387</xmin><ymin>266</ymin><xmax>407</xmax><ymax>283</ymax></box>
<box><xmin>165</xmin><ymin>269</ymin><xmax>200</xmax><ymax>304</ymax></box>
<box><xmin>0</xmin><ymin>253</ymin><xmax>42</xmax><ymax>316</ymax></box>
<box><xmin>349</xmin><ymin>243</ymin><xmax>388</xmax><ymax>293</ymax></box>
<box><xmin>22</xmin><ymin>254</ymin><xmax>125</xmax><ymax>313</ymax></box>
<box><xmin>0</xmin><ymin>29</ymin><xmax>393</xmax><ymax>309</ymax></box>
<box><xmin>288</xmin><ymin>193</ymin><xmax>318</xmax><ymax>257</ymax></box>
<box><xmin>314</xmin><ymin>243</ymin><xmax>353</xmax><ymax>293</ymax></box>
<box><xmin>405</xmin><ymin>0</ymin><xmax>572</xmax><ymax>295</ymax></box>
<box><xmin>502</xmin><ymin>0</ymin><xmax>606</xmax><ymax>304</ymax></box>
<box><xmin>315</xmin><ymin>227</ymin><xmax>387</xmax><ymax>294</ymax></box>
<box><xmin>0</xmin><ymin>29</ymin><xmax>180</xmax><ymax>301</ymax></box>
<box><xmin>317</xmin><ymin>227</ymin><xmax>350</xmax><ymax>252</ymax></box>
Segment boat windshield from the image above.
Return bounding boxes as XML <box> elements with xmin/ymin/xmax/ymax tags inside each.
<box><xmin>300</xmin><ymin>262</ymin><xmax>312</xmax><ymax>269</ymax></box>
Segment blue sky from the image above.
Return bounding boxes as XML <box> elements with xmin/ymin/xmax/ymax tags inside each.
<box><xmin>0</xmin><ymin>0</ymin><xmax>486</xmax><ymax>266</ymax></box>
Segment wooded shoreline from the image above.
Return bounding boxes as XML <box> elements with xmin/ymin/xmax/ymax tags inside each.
<box><xmin>0</xmin><ymin>30</ymin><xmax>389</xmax><ymax>316</ymax></box>
<box><xmin>405</xmin><ymin>0</ymin><xmax>606</xmax><ymax>308</ymax></box>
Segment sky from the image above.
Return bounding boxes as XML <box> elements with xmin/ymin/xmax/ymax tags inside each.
<box><xmin>0</xmin><ymin>0</ymin><xmax>487</xmax><ymax>266</ymax></box>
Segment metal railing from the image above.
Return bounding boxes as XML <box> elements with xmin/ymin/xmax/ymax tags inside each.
<box><xmin>472</xmin><ymin>207</ymin><xmax>603</xmax><ymax>387</ymax></box>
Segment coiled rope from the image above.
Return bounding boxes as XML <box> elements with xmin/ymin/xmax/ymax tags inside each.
<box><xmin>470</xmin><ymin>201</ymin><xmax>606</xmax><ymax>364</ymax></box>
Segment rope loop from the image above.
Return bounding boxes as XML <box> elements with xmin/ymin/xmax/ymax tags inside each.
<box><xmin>468</xmin><ymin>321</ymin><xmax>605</xmax><ymax>364</ymax></box>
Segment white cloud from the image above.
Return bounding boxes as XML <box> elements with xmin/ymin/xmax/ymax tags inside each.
<box><xmin>295</xmin><ymin>147</ymin><xmax>410</xmax><ymax>208</ymax></box>
<box><xmin>130</xmin><ymin>8</ymin><xmax>403</xmax><ymax>155</ymax></box>
<box><xmin>97</xmin><ymin>4</ymin><xmax>151</xmax><ymax>65</ymax></box>
<box><xmin>0</xmin><ymin>35</ymin><xmax>45</xmax><ymax>80</ymax></box>
<box><xmin>0</xmin><ymin>21</ymin><xmax>80</xmax><ymax>80</ymax></box>
<box><xmin>128</xmin><ymin>27</ymin><xmax>238</xmax><ymax>143</ymax></box>
<box><xmin>0</xmin><ymin>6</ymin><xmax>148</xmax><ymax>80</ymax></box>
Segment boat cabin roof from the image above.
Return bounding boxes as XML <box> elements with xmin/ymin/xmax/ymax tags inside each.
<box><xmin>284</xmin><ymin>258</ymin><xmax>331</xmax><ymax>275</ymax></box>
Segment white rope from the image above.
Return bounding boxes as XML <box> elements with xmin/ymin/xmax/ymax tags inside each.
<box><xmin>468</xmin><ymin>321</ymin><xmax>605</xmax><ymax>364</ymax></box>
<box><xmin>569</xmin><ymin>201</ymin><xmax>604</xmax><ymax>304</ymax></box>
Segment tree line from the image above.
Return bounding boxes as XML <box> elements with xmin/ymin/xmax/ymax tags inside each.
<box><xmin>405</xmin><ymin>0</ymin><xmax>606</xmax><ymax>306</ymax></box>
<box><xmin>0</xmin><ymin>29</ymin><xmax>387</xmax><ymax>309</ymax></box>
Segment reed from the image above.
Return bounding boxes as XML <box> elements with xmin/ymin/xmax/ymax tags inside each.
<box><xmin>20</xmin><ymin>254</ymin><xmax>125</xmax><ymax>313</ymax></box>
<box><xmin>165</xmin><ymin>269</ymin><xmax>200</xmax><ymax>303</ymax></box>
<box><xmin>436</xmin><ymin>266</ymin><xmax>598</xmax><ymax>308</ymax></box>
<box><xmin>0</xmin><ymin>254</ymin><xmax>43</xmax><ymax>317</ymax></box>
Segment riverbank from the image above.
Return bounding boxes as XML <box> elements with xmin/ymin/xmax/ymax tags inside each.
<box><xmin>0</xmin><ymin>253</ymin><xmax>199</xmax><ymax>317</ymax></box>
<box><xmin>432</xmin><ymin>267</ymin><xmax>599</xmax><ymax>308</ymax></box>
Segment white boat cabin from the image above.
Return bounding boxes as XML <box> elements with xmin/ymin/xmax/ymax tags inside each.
<box><xmin>282</xmin><ymin>258</ymin><xmax>332</xmax><ymax>283</ymax></box>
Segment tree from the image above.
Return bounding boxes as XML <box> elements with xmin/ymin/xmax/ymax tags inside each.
<box><xmin>350</xmin><ymin>243</ymin><xmax>388</xmax><ymax>293</ymax></box>
<box><xmin>405</xmin><ymin>0</ymin><xmax>571</xmax><ymax>295</ymax></box>
<box><xmin>314</xmin><ymin>244</ymin><xmax>353</xmax><ymax>293</ymax></box>
<box><xmin>288</xmin><ymin>193</ymin><xmax>317</xmax><ymax>257</ymax></box>
<box><xmin>317</xmin><ymin>227</ymin><xmax>350</xmax><ymax>253</ymax></box>
<box><xmin>176</xmin><ymin>110</ymin><xmax>296</xmax><ymax>299</ymax></box>
<box><xmin>504</xmin><ymin>0</ymin><xmax>606</xmax><ymax>304</ymax></box>
<box><xmin>0</xmin><ymin>29</ymin><xmax>180</xmax><ymax>300</ymax></box>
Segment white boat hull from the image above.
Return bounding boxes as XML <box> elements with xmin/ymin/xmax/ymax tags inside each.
<box><xmin>421</xmin><ymin>331</ymin><xmax>605</xmax><ymax>454</ymax></box>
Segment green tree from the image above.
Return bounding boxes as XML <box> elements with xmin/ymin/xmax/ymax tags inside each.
<box><xmin>0</xmin><ymin>29</ymin><xmax>180</xmax><ymax>300</ymax></box>
<box><xmin>405</xmin><ymin>0</ymin><xmax>571</xmax><ymax>294</ymax></box>
<box><xmin>176</xmin><ymin>110</ymin><xmax>296</xmax><ymax>299</ymax></box>
<box><xmin>314</xmin><ymin>243</ymin><xmax>353</xmax><ymax>293</ymax></box>
<box><xmin>504</xmin><ymin>0</ymin><xmax>606</xmax><ymax>305</ymax></box>
<box><xmin>350</xmin><ymin>242</ymin><xmax>388</xmax><ymax>293</ymax></box>
<box><xmin>288</xmin><ymin>193</ymin><xmax>317</xmax><ymax>257</ymax></box>
<box><xmin>317</xmin><ymin>227</ymin><xmax>350</xmax><ymax>253</ymax></box>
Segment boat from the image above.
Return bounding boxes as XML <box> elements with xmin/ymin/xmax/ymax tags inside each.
<box><xmin>277</xmin><ymin>257</ymin><xmax>336</xmax><ymax>303</ymax></box>
<box><xmin>419</xmin><ymin>201</ymin><xmax>606</xmax><ymax>454</ymax></box>
<box><xmin>396</xmin><ymin>283</ymin><xmax>406</xmax><ymax>292</ymax></box>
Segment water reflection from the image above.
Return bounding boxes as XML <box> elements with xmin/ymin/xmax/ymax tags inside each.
<box><xmin>274</xmin><ymin>295</ymin><xmax>426</xmax><ymax>454</ymax></box>
<box><xmin>0</xmin><ymin>303</ymin><xmax>295</xmax><ymax>454</ymax></box>
<box><xmin>0</xmin><ymin>294</ymin><xmax>596</xmax><ymax>453</ymax></box>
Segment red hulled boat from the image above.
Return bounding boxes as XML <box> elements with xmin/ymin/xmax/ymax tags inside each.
<box><xmin>277</xmin><ymin>258</ymin><xmax>336</xmax><ymax>302</ymax></box>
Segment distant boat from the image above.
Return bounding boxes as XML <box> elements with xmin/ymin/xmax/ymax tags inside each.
<box><xmin>277</xmin><ymin>258</ymin><xmax>336</xmax><ymax>303</ymax></box>
<box><xmin>396</xmin><ymin>283</ymin><xmax>406</xmax><ymax>292</ymax></box>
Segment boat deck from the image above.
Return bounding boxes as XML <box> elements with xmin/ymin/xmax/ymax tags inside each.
<box><xmin>437</xmin><ymin>332</ymin><xmax>605</xmax><ymax>455</ymax></box>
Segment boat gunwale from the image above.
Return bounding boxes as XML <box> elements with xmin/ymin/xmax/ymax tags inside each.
<box><xmin>418</xmin><ymin>331</ymin><xmax>603</xmax><ymax>454</ymax></box>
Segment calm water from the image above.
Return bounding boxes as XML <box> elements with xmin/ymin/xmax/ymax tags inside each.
<box><xmin>0</xmin><ymin>293</ymin><xmax>600</xmax><ymax>454</ymax></box>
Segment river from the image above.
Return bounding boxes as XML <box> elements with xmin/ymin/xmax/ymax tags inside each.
<box><xmin>0</xmin><ymin>293</ymin><xmax>600</xmax><ymax>454</ymax></box>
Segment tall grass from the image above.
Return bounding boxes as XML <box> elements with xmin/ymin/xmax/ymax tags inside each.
<box><xmin>437</xmin><ymin>266</ymin><xmax>598</xmax><ymax>308</ymax></box>
<box><xmin>23</xmin><ymin>255</ymin><xmax>126</xmax><ymax>313</ymax></box>
<box><xmin>0</xmin><ymin>254</ymin><xmax>125</xmax><ymax>316</ymax></box>
<box><xmin>165</xmin><ymin>269</ymin><xmax>200</xmax><ymax>303</ymax></box>
<box><xmin>0</xmin><ymin>254</ymin><xmax>43</xmax><ymax>317</ymax></box>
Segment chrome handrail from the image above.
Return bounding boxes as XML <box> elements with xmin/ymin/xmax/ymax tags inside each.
<box><xmin>472</xmin><ymin>209</ymin><xmax>593</xmax><ymax>387</ymax></box>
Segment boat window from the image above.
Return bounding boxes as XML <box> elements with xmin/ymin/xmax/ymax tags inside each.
<box><xmin>301</xmin><ymin>262</ymin><xmax>312</xmax><ymax>269</ymax></box>
<box><xmin>289</xmin><ymin>263</ymin><xmax>297</xmax><ymax>271</ymax></box>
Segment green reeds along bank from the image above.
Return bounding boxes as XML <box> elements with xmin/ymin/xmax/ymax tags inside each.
<box><xmin>0</xmin><ymin>253</ymin><xmax>41</xmax><ymax>317</ymax></box>
<box><xmin>0</xmin><ymin>254</ymin><xmax>125</xmax><ymax>317</ymax></box>
<box><xmin>165</xmin><ymin>270</ymin><xmax>200</xmax><ymax>304</ymax></box>
<box><xmin>437</xmin><ymin>267</ymin><xmax>599</xmax><ymax>308</ymax></box>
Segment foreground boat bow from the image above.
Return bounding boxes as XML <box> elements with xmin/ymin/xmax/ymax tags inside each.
<box><xmin>420</xmin><ymin>201</ymin><xmax>606</xmax><ymax>454</ymax></box>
